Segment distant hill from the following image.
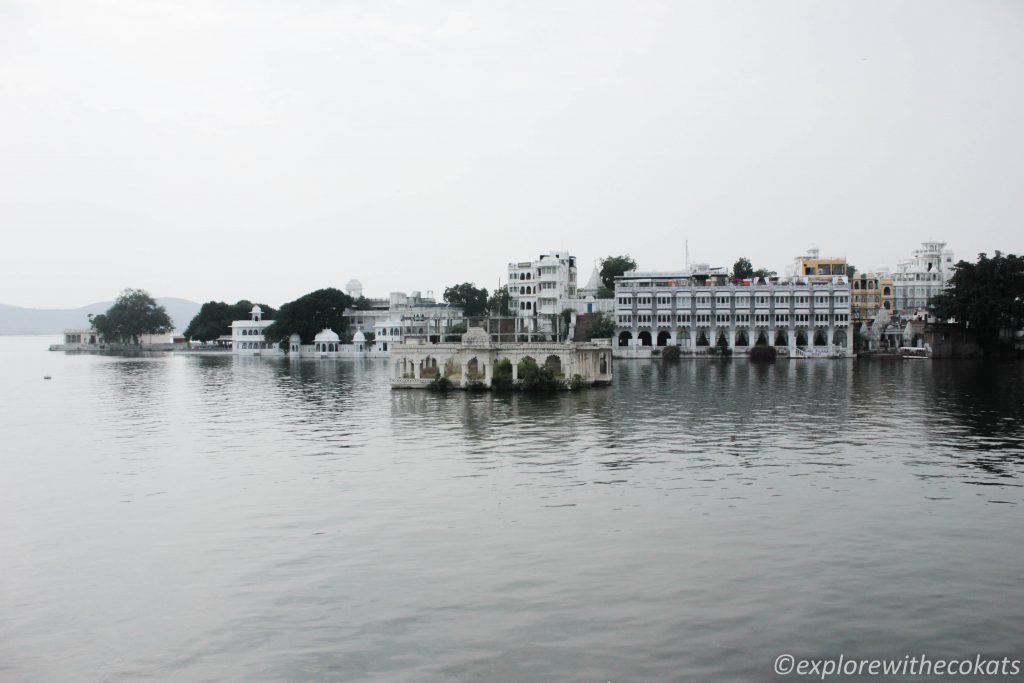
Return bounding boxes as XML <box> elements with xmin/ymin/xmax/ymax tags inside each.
<box><xmin>0</xmin><ymin>298</ymin><xmax>202</xmax><ymax>335</ymax></box>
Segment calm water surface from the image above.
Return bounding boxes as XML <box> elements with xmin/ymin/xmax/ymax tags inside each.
<box><xmin>2</xmin><ymin>336</ymin><xmax>1023</xmax><ymax>682</ymax></box>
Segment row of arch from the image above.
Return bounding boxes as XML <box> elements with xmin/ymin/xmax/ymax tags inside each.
<box><xmin>517</xmin><ymin>272</ymin><xmax>534</xmax><ymax>280</ymax></box>
<box><xmin>239</xmin><ymin>329</ymin><xmax>262</xmax><ymax>336</ymax></box>
<box><xmin>239</xmin><ymin>342</ymin><xmax>273</xmax><ymax>349</ymax></box>
<box><xmin>516</xmin><ymin>285</ymin><xmax>535</xmax><ymax>294</ymax></box>
<box><xmin>618</xmin><ymin>330</ymin><xmax>848</xmax><ymax>348</ymax></box>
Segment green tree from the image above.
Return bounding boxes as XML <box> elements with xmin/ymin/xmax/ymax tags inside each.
<box><xmin>183</xmin><ymin>300</ymin><xmax>277</xmax><ymax>342</ymax></box>
<box><xmin>733</xmin><ymin>257</ymin><xmax>754</xmax><ymax>279</ymax></box>
<box><xmin>846</xmin><ymin>264</ymin><xmax>857</xmax><ymax>279</ymax></box>
<box><xmin>263</xmin><ymin>288</ymin><xmax>353</xmax><ymax>344</ymax></box>
<box><xmin>583</xmin><ymin>312</ymin><xmax>616</xmax><ymax>340</ymax></box>
<box><xmin>443</xmin><ymin>282</ymin><xmax>489</xmax><ymax>317</ymax></box>
<box><xmin>734</xmin><ymin>257</ymin><xmax>776</xmax><ymax>280</ymax></box>
<box><xmin>353</xmin><ymin>296</ymin><xmax>373</xmax><ymax>311</ymax></box>
<box><xmin>929</xmin><ymin>252</ymin><xmax>1024</xmax><ymax>348</ymax></box>
<box><xmin>90</xmin><ymin>288</ymin><xmax>173</xmax><ymax>344</ymax></box>
<box><xmin>598</xmin><ymin>255</ymin><xmax>638</xmax><ymax>297</ymax></box>
<box><xmin>486</xmin><ymin>286</ymin><xmax>511</xmax><ymax>316</ymax></box>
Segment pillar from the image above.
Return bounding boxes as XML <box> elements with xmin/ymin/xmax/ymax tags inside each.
<box><xmin>788</xmin><ymin>328</ymin><xmax>796</xmax><ymax>355</ymax></box>
<box><xmin>414</xmin><ymin>359</ymin><xmax>421</xmax><ymax>379</ymax></box>
<box><xmin>512</xmin><ymin>359</ymin><xmax>519</xmax><ymax>382</ymax></box>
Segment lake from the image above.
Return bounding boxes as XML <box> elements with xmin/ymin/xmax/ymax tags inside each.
<box><xmin>2</xmin><ymin>336</ymin><xmax>1023</xmax><ymax>681</ymax></box>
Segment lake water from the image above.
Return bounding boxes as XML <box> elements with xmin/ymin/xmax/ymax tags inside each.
<box><xmin>2</xmin><ymin>336</ymin><xmax>1023</xmax><ymax>682</ymax></box>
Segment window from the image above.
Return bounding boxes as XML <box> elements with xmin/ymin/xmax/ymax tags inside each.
<box><xmin>735</xmin><ymin>313</ymin><xmax>750</xmax><ymax>324</ymax></box>
<box><xmin>618</xmin><ymin>315</ymin><xmax>632</xmax><ymax>324</ymax></box>
<box><xmin>637</xmin><ymin>297</ymin><xmax>652</xmax><ymax>306</ymax></box>
<box><xmin>775</xmin><ymin>313</ymin><xmax>789</xmax><ymax>324</ymax></box>
<box><xmin>716</xmin><ymin>296</ymin><xmax>730</xmax><ymax>306</ymax></box>
<box><xmin>716</xmin><ymin>313</ymin><xmax>730</xmax><ymax>324</ymax></box>
<box><xmin>815</xmin><ymin>313</ymin><xmax>829</xmax><ymax>324</ymax></box>
<box><xmin>676</xmin><ymin>314</ymin><xmax>691</xmax><ymax>324</ymax></box>
<box><xmin>755</xmin><ymin>314</ymin><xmax>770</xmax><ymax>324</ymax></box>
<box><xmin>657</xmin><ymin>314</ymin><xmax>671</xmax><ymax>324</ymax></box>
<box><xmin>637</xmin><ymin>314</ymin><xmax>652</xmax><ymax>325</ymax></box>
<box><xmin>657</xmin><ymin>296</ymin><xmax>671</xmax><ymax>306</ymax></box>
<box><xmin>696</xmin><ymin>314</ymin><xmax>710</xmax><ymax>325</ymax></box>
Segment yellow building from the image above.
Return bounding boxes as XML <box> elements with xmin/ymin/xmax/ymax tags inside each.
<box><xmin>792</xmin><ymin>248</ymin><xmax>848</xmax><ymax>282</ymax></box>
<box><xmin>851</xmin><ymin>272</ymin><xmax>895</xmax><ymax>323</ymax></box>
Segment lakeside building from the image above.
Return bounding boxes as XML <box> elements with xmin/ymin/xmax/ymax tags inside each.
<box><xmin>231</xmin><ymin>305</ymin><xmax>284</xmax><ymax>355</ymax></box>
<box><xmin>891</xmin><ymin>241</ymin><xmax>955</xmax><ymax>315</ymax></box>
<box><xmin>54</xmin><ymin>329</ymin><xmax>185</xmax><ymax>351</ymax></box>
<box><xmin>851</xmin><ymin>271</ymin><xmax>895</xmax><ymax>323</ymax></box>
<box><xmin>613</xmin><ymin>268</ymin><xmax>853</xmax><ymax>358</ymax></box>
<box><xmin>341</xmin><ymin>283</ymin><xmax>464</xmax><ymax>352</ymax></box>
<box><xmin>507</xmin><ymin>251</ymin><xmax>578</xmax><ymax>339</ymax></box>
<box><xmin>791</xmin><ymin>248</ymin><xmax>849</xmax><ymax>282</ymax></box>
<box><xmin>389</xmin><ymin>327</ymin><xmax>612</xmax><ymax>389</ymax></box>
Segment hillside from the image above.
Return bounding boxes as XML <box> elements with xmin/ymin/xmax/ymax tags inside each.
<box><xmin>0</xmin><ymin>298</ymin><xmax>202</xmax><ymax>335</ymax></box>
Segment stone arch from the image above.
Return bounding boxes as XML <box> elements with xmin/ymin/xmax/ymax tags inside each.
<box><xmin>774</xmin><ymin>330</ymin><xmax>788</xmax><ymax>346</ymax></box>
<box><xmin>813</xmin><ymin>330</ymin><xmax>828</xmax><ymax>346</ymax></box>
<box><xmin>422</xmin><ymin>356</ymin><xmax>440</xmax><ymax>379</ymax></box>
<box><xmin>735</xmin><ymin>330</ymin><xmax>750</xmax><ymax>347</ymax></box>
<box><xmin>755</xmin><ymin>331</ymin><xmax>769</xmax><ymax>346</ymax></box>
<box><xmin>696</xmin><ymin>330</ymin><xmax>710</xmax><ymax>346</ymax></box>
<box><xmin>618</xmin><ymin>331</ymin><xmax>632</xmax><ymax>347</ymax></box>
<box><xmin>796</xmin><ymin>330</ymin><xmax>808</xmax><ymax>348</ymax></box>
<box><xmin>656</xmin><ymin>331</ymin><xmax>671</xmax><ymax>347</ymax></box>
<box><xmin>716</xmin><ymin>331</ymin><xmax>729</xmax><ymax>349</ymax></box>
<box><xmin>833</xmin><ymin>330</ymin><xmax>847</xmax><ymax>347</ymax></box>
<box><xmin>638</xmin><ymin>331</ymin><xmax>652</xmax><ymax>347</ymax></box>
<box><xmin>544</xmin><ymin>355</ymin><xmax>562</xmax><ymax>375</ymax></box>
<box><xmin>466</xmin><ymin>357</ymin><xmax>482</xmax><ymax>380</ymax></box>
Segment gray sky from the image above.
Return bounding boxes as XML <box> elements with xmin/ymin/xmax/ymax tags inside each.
<box><xmin>2</xmin><ymin>0</ymin><xmax>1022</xmax><ymax>308</ymax></box>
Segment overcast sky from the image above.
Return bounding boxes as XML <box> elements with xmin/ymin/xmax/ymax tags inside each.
<box><xmin>1</xmin><ymin>1</ymin><xmax>1022</xmax><ymax>308</ymax></box>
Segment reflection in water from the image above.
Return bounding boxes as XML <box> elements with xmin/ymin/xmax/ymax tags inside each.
<box><xmin>3</xmin><ymin>338</ymin><xmax>1024</xmax><ymax>683</ymax></box>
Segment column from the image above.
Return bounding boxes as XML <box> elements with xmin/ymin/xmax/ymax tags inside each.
<box><xmin>414</xmin><ymin>359</ymin><xmax>421</xmax><ymax>379</ymax></box>
<box><xmin>788</xmin><ymin>328</ymin><xmax>796</xmax><ymax>355</ymax></box>
<box><xmin>512</xmin><ymin>359</ymin><xmax>519</xmax><ymax>382</ymax></box>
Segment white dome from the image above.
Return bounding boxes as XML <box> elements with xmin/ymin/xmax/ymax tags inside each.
<box><xmin>289</xmin><ymin>333</ymin><xmax>301</xmax><ymax>342</ymax></box>
<box><xmin>345</xmin><ymin>279</ymin><xmax>363</xmax><ymax>298</ymax></box>
<box><xmin>352</xmin><ymin>329</ymin><xmax>366</xmax><ymax>343</ymax></box>
<box><xmin>314</xmin><ymin>328</ymin><xmax>340</xmax><ymax>342</ymax></box>
<box><xmin>250</xmin><ymin>305</ymin><xmax>262</xmax><ymax>315</ymax></box>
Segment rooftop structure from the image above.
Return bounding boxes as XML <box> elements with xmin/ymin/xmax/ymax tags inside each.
<box><xmin>792</xmin><ymin>248</ymin><xmax>848</xmax><ymax>282</ymax></box>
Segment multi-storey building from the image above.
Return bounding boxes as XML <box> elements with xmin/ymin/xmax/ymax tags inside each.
<box><xmin>792</xmin><ymin>248</ymin><xmax>849</xmax><ymax>282</ymax></box>
<box><xmin>850</xmin><ymin>271</ymin><xmax>895</xmax><ymax>323</ymax></box>
<box><xmin>507</xmin><ymin>251</ymin><xmax>578</xmax><ymax>338</ymax></box>
<box><xmin>613</xmin><ymin>269</ymin><xmax>852</xmax><ymax>357</ymax></box>
<box><xmin>891</xmin><ymin>241</ymin><xmax>955</xmax><ymax>314</ymax></box>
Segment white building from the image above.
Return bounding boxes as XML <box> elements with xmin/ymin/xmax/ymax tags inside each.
<box><xmin>507</xmin><ymin>250</ymin><xmax>578</xmax><ymax>339</ymax></box>
<box><xmin>613</xmin><ymin>268</ymin><xmax>853</xmax><ymax>358</ymax></box>
<box><xmin>343</xmin><ymin>290</ymin><xmax>464</xmax><ymax>352</ymax></box>
<box><xmin>231</xmin><ymin>305</ymin><xmax>284</xmax><ymax>355</ymax></box>
<box><xmin>891</xmin><ymin>241</ymin><xmax>955</xmax><ymax>314</ymax></box>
